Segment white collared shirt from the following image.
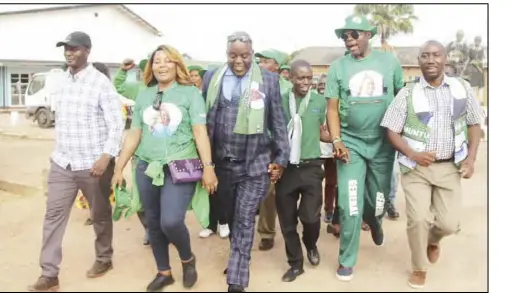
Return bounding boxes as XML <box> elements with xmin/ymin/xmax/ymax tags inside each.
<box><xmin>51</xmin><ymin>64</ymin><xmax>125</xmax><ymax>171</ymax></box>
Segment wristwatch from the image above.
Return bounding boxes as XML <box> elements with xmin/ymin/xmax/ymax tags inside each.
<box><xmin>203</xmin><ymin>162</ymin><xmax>215</xmax><ymax>168</ymax></box>
<box><xmin>332</xmin><ymin>136</ymin><xmax>342</xmax><ymax>145</ymax></box>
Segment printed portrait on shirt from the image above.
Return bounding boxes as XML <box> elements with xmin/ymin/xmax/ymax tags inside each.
<box><xmin>142</xmin><ymin>102</ymin><xmax>183</xmax><ymax>138</ymax></box>
<box><xmin>348</xmin><ymin>70</ymin><xmax>384</xmax><ymax>98</ymax></box>
<box><xmin>249</xmin><ymin>81</ymin><xmax>266</xmax><ymax>110</ymax></box>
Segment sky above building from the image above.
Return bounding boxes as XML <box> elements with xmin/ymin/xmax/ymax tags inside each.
<box><xmin>0</xmin><ymin>3</ymin><xmax>488</xmax><ymax>61</ymax></box>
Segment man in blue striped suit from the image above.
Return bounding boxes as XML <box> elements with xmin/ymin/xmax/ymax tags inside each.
<box><xmin>202</xmin><ymin>31</ymin><xmax>290</xmax><ymax>292</ymax></box>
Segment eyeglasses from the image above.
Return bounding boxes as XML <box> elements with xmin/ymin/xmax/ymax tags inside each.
<box><xmin>227</xmin><ymin>34</ymin><xmax>251</xmax><ymax>43</ymax></box>
<box><xmin>342</xmin><ymin>30</ymin><xmax>361</xmax><ymax>41</ymax></box>
<box><xmin>153</xmin><ymin>91</ymin><xmax>163</xmax><ymax>111</ymax></box>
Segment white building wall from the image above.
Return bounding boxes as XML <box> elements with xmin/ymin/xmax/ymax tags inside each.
<box><xmin>0</xmin><ymin>5</ymin><xmax>161</xmax><ymax>64</ymax></box>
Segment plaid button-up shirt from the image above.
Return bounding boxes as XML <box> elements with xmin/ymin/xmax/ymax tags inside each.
<box><xmin>381</xmin><ymin>75</ymin><xmax>483</xmax><ymax>160</ymax></box>
<box><xmin>51</xmin><ymin>64</ymin><xmax>125</xmax><ymax>171</ymax></box>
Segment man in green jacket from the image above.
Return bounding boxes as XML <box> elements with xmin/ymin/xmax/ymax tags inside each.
<box><xmin>279</xmin><ymin>64</ymin><xmax>291</xmax><ymax>81</ymax></box>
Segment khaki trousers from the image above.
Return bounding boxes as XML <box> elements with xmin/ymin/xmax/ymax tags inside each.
<box><xmin>401</xmin><ymin>162</ymin><xmax>462</xmax><ymax>271</ymax></box>
<box><xmin>257</xmin><ymin>183</ymin><xmax>277</xmax><ymax>239</ymax></box>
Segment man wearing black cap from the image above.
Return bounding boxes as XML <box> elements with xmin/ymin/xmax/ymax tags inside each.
<box><xmin>29</xmin><ymin>31</ymin><xmax>124</xmax><ymax>292</ymax></box>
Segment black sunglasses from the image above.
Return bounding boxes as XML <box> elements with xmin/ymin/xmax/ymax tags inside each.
<box><xmin>153</xmin><ymin>91</ymin><xmax>163</xmax><ymax>111</ymax></box>
<box><xmin>342</xmin><ymin>30</ymin><xmax>361</xmax><ymax>41</ymax></box>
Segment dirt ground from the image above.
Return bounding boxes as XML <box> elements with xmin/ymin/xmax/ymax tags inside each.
<box><xmin>0</xmin><ymin>114</ymin><xmax>488</xmax><ymax>292</ymax></box>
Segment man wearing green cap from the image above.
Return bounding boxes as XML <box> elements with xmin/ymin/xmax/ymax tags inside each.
<box><xmin>325</xmin><ymin>14</ymin><xmax>404</xmax><ymax>281</ymax></box>
<box><xmin>256</xmin><ymin>49</ymin><xmax>293</xmax><ymax>95</ymax></box>
<box><xmin>279</xmin><ymin>64</ymin><xmax>291</xmax><ymax>81</ymax></box>
<box><xmin>113</xmin><ymin>56</ymin><xmax>149</xmax><ymax>101</ymax></box>
<box><xmin>188</xmin><ymin>65</ymin><xmax>207</xmax><ymax>93</ymax></box>
<box><xmin>254</xmin><ymin>48</ymin><xmax>293</xmax><ymax>251</ymax></box>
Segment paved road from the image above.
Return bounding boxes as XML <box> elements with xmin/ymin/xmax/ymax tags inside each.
<box><xmin>0</xmin><ymin>130</ymin><xmax>488</xmax><ymax>292</ymax></box>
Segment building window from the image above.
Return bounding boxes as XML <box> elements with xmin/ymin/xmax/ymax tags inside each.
<box><xmin>10</xmin><ymin>73</ymin><xmax>30</xmax><ymax>106</ymax></box>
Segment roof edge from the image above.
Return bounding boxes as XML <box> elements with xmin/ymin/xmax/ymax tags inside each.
<box><xmin>0</xmin><ymin>4</ymin><xmax>162</xmax><ymax>37</ymax></box>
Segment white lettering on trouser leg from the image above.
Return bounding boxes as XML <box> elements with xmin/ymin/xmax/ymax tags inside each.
<box><xmin>375</xmin><ymin>192</ymin><xmax>385</xmax><ymax>216</ymax></box>
<box><xmin>348</xmin><ymin>180</ymin><xmax>358</xmax><ymax>216</ymax></box>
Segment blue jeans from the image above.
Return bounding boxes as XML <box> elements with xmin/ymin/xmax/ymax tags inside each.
<box><xmin>136</xmin><ymin>160</ymin><xmax>195</xmax><ymax>271</ymax></box>
<box><xmin>389</xmin><ymin>155</ymin><xmax>400</xmax><ymax>205</ymax></box>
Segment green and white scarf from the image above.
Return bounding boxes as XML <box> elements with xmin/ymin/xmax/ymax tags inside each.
<box><xmin>206</xmin><ymin>63</ymin><xmax>265</xmax><ymax>135</ymax></box>
<box><xmin>287</xmin><ymin>91</ymin><xmax>311</xmax><ymax>164</ymax></box>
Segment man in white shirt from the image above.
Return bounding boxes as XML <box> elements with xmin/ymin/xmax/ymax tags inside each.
<box><xmin>29</xmin><ymin>31</ymin><xmax>124</xmax><ymax>292</ymax></box>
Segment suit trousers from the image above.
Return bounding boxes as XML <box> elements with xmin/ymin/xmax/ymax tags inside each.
<box><xmin>215</xmin><ymin>160</ymin><xmax>270</xmax><ymax>288</ymax></box>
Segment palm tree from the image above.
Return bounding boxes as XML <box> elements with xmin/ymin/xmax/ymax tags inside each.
<box><xmin>354</xmin><ymin>4</ymin><xmax>418</xmax><ymax>52</ymax></box>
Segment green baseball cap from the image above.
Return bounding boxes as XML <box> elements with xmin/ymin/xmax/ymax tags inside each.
<box><xmin>255</xmin><ymin>49</ymin><xmax>289</xmax><ymax>66</ymax></box>
<box><xmin>335</xmin><ymin>15</ymin><xmax>377</xmax><ymax>39</ymax></box>
<box><xmin>279</xmin><ymin>64</ymin><xmax>290</xmax><ymax>71</ymax></box>
<box><xmin>187</xmin><ymin>65</ymin><xmax>207</xmax><ymax>77</ymax></box>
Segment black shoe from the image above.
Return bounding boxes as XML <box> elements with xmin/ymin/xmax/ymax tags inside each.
<box><xmin>182</xmin><ymin>255</ymin><xmax>198</xmax><ymax>288</ymax></box>
<box><xmin>387</xmin><ymin>204</ymin><xmax>400</xmax><ymax>220</ymax></box>
<box><xmin>324</xmin><ymin>211</ymin><xmax>333</xmax><ymax>223</ymax></box>
<box><xmin>228</xmin><ymin>284</ymin><xmax>245</xmax><ymax>292</ymax></box>
<box><xmin>259</xmin><ymin>239</ymin><xmax>274</xmax><ymax>251</ymax></box>
<box><xmin>307</xmin><ymin>247</ymin><xmax>320</xmax><ymax>266</ymax></box>
<box><xmin>146</xmin><ymin>273</ymin><xmax>175</xmax><ymax>292</ymax></box>
<box><xmin>282</xmin><ymin>267</ymin><xmax>304</xmax><ymax>282</ymax></box>
<box><xmin>371</xmin><ymin>226</ymin><xmax>385</xmax><ymax>246</ymax></box>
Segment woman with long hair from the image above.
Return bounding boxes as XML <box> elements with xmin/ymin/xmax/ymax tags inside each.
<box><xmin>111</xmin><ymin>45</ymin><xmax>217</xmax><ymax>292</ymax></box>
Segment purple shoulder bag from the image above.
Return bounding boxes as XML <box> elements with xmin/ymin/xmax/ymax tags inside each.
<box><xmin>168</xmin><ymin>159</ymin><xmax>203</xmax><ymax>184</ymax></box>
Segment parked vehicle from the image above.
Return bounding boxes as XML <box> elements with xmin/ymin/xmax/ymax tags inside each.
<box><xmin>25</xmin><ymin>68</ymin><xmax>135</xmax><ymax>129</ymax></box>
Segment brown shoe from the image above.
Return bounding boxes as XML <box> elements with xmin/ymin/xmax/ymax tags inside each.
<box><xmin>86</xmin><ymin>261</ymin><xmax>113</xmax><ymax>278</ymax></box>
<box><xmin>259</xmin><ymin>239</ymin><xmax>274</xmax><ymax>251</ymax></box>
<box><xmin>427</xmin><ymin>244</ymin><xmax>440</xmax><ymax>264</ymax></box>
<box><xmin>408</xmin><ymin>271</ymin><xmax>426</xmax><ymax>289</ymax></box>
<box><xmin>27</xmin><ymin>276</ymin><xmax>59</xmax><ymax>292</ymax></box>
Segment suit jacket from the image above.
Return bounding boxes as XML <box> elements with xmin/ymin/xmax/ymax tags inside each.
<box><xmin>202</xmin><ymin>67</ymin><xmax>289</xmax><ymax>177</ymax></box>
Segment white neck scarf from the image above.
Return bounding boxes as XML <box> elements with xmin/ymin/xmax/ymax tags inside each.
<box><xmin>287</xmin><ymin>91</ymin><xmax>311</xmax><ymax>164</ymax></box>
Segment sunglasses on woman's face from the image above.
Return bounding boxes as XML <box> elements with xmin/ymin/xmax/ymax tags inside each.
<box><xmin>342</xmin><ymin>30</ymin><xmax>361</xmax><ymax>41</ymax></box>
<box><xmin>153</xmin><ymin>91</ymin><xmax>163</xmax><ymax>111</ymax></box>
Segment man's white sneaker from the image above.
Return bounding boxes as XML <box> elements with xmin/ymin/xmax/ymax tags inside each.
<box><xmin>199</xmin><ymin>229</ymin><xmax>214</xmax><ymax>238</ymax></box>
<box><xmin>219</xmin><ymin>224</ymin><xmax>230</xmax><ymax>238</ymax></box>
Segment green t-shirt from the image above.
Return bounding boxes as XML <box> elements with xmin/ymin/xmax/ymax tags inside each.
<box><xmin>132</xmin><ymin>83</ymin><xmax>207</xmax><ymax>162</ymax></box>
<box><xmin>324</xmin><ymin>50</ymin><xmax>404</xmax><ymax>139</ymax></box>
<box><xmin>282</xmin><ymin>90</ymin><xmax>326</xmax><ymax>160</ymax></box>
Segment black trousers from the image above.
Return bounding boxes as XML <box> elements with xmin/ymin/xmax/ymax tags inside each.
<box><xmin>207</xmin><ymin>181</ymin><xmax>229</xmax><ymax>232</ymax></box>
<box><xmin>275</xmin><ymin>160</ymin><xmax>324</xmax><ymax>269</ymax></box>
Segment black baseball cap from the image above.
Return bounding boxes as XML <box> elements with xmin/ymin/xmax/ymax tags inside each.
<box><xmin>56</xmin><ymin>31</ymin><xmax>92</xmax><ymax>49</ymax></box>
